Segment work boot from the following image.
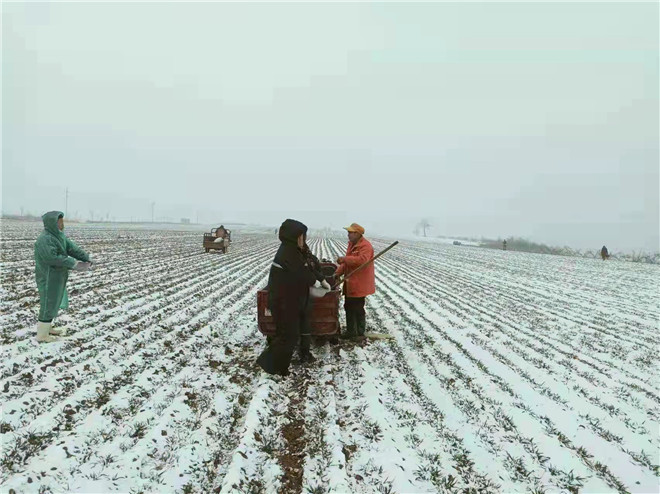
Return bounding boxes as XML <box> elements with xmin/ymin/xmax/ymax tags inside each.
<box><xmin>340</xmin><ymin>312</ymin><xmax>358</xmax><ymax>339</ymax></box>
<box><xmin>257</xmin><ymin>349</ymin><xmax>275</xmax><ymax>374</ymax></box>
<box><xmin>49</xmin><ymin>323</ymin><xmax>67</xmax><ymax>336</ymax></box>
<box><xmin>36</xmin><ymin>322</ymin><xmax>58</xmax><ymax>343</ymax></box>
<box><xmin>298</xmin><ymin>334</ymin><xmax>316</xmax><ymax>363</ymax></box>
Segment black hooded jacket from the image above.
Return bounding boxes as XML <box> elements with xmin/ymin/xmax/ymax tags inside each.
<box><xmin>267</xmin><ymin>219</ymin><xmax>317</xmax><ymax>311</ymax></box>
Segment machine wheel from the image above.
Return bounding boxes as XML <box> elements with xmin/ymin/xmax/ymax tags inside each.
<box><xmin>329</xmin><ymin>336</ymin><xmax>340</xmax><ymax>345</ymax></box>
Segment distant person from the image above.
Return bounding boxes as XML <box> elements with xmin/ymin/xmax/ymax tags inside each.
<box><xmin>257</xmin><ymin>219</ymin><xmax>318</xmax><ymax>376</ymax></box>
<box><xmin>34</xmin><ymin>211</ymin><xmax>93</xmax><ymax>342</ymax></box>
<box><xmin>334</xmin><ymin>223</ymin><xmax>375</xmax><ymax>340</ymax></box>
<box><xmin>213</xmin><ymin>225</ymin><xmax>231</xmax><ymax>253</ymax></box>
<box><xmin>601</xmin><ymin>245</ymin><xmax>610</xmax><ymax>260</ymax></box>
<box><xmin>503</xmin><ymin>239</ymin><xmax>507</xmax><ymax>251</ymax></box>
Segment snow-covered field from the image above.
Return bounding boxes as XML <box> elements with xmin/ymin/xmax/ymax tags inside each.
<box><xmin>1</xmin><ymin>219</ymin><xmax>658</xmax><ymax>493</ymax></box>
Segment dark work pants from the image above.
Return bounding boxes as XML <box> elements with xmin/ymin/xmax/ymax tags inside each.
<box><xmin>344</xmin><ymin>297</ymin><xmax>366</xmax><ymax>336</ymax></box>
<box><xmin>257</xmin><ymin>300</ymin><xmax>302</xmax><ymax>375</ymax></box>
<box><xmin>300</xmin><ymin>298</ymin><xmax>313</xmax><ymax>356</ymax></box>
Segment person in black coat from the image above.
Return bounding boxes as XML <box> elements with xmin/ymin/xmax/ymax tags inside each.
<box><xmin>257</xmin><ymin>219</ymin><xmax>318</xmax><ymax>376</ymax></box>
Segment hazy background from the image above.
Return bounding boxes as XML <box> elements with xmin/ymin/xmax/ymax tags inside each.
<box><xmin>3</xmin><ymin>2</ymin><xmax>658</xmax><ymax>251</ymax></box>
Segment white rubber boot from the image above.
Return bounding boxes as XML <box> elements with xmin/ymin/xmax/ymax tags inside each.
<box><xmin>36</xmin><ymin>322</ymin><xmax>58</xmax><ymax>343</ymax></box>
<box><xmin>49</xmin><ymin>325</ymin><xmax>67</xmax><ymax>336</ymax></box>
<box><xmin>49</xmin><ymin>321</ymin><xmax>67</xmax><ymax>336</ymax></box>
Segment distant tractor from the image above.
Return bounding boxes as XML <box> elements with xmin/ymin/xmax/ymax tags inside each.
<box><xmin>203</xmin><ymin>225</ymin><xmax>231</xmax><ymax>253</ymax></box>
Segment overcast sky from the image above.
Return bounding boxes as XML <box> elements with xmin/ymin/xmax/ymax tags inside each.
<box><xmin>3</xmin><ymin>2</ymin><xmax>658</xmax><ymax>251</ymax></box>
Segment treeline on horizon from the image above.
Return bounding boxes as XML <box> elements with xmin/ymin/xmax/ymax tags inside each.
<box><xmin>4</xmin><ymin>214</ymin><xmax>658</xmax><ymax>264</ymax></box>
<box><xmin>477</xmin><ymin>236</ymin><xmax>659</xmax><ymax>264</ymax></box>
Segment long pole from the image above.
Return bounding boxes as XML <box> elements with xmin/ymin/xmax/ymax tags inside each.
<box><xmin>65</xmin><ymin>188</ymin><xmax>69</xmax><ymax>217</ymax></box>
<box><xmin>336</xmin><ymin>241</ymin><xmax>399</xmax><ymax>284</ymax></box>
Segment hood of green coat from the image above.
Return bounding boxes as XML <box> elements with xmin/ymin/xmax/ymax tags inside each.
<box><xmin>42</xmin><ymin>211</ymin><xmax>65</xmax><ymax>237</ymax></box>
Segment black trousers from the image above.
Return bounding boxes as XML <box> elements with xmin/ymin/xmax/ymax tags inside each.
<box><xmin>257</xmin><ymin>300</ymin><xmax>302</xmax><ymax>375</ymax></box>
<box><xmin>299</xmin><ymin>298</ymin><xmax>313</xmax><ymax>355</ymax></box>
<box><xmin>344</xmin><ymin>297</ymin><xmax>366</xmax><ymax>335</ymax></box>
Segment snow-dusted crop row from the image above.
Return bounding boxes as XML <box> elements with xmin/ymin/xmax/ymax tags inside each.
<box><xmin>1</xmin><ymin>220</ymin><xmax>657</xmax><ymax>493</ymax></box>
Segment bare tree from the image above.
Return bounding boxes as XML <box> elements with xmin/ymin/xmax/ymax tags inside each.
<box><xmin>419</xmin><ymin>218</ymin><xmax>431</xmax><ymax>237</ymax></box>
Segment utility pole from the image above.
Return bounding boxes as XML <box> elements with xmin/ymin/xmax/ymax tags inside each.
<box><xmin>151</xmin><ymin>202</ymin><xmax>155</xmax><ymax>223</ymax></box>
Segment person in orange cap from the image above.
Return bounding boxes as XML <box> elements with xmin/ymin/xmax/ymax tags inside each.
<box><xmin>334</xmin><ymin>223</ymin><xmax>375</xmax><ymax>340</ymax></box>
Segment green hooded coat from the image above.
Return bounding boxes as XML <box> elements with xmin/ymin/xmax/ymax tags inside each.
<box><xmin>34</xmin><ymin>211</ymin><xmax>89</xmax><ymax>321</ymax></box>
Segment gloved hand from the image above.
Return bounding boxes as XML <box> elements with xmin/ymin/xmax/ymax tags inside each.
<box><xmin>321</xmin><ymin>280</ymin><xmax>331</xmax><ymax>290</ymax></box>
<box><xmin>313</xmin><ymin>280</ymin><xmax>322</xmax><ymax>288</ymax></box>
<box><xmin>73</xmin><ymin>261</ymin><xmax>92</xmax><ymax>272</ymax></box>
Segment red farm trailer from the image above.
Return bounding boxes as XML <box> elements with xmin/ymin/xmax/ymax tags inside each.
<box><xmin>257</xmin><ymin>261</ymin><xmax>341</xmax><ymax>341</ymax></box>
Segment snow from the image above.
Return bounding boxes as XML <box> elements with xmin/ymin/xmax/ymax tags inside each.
<box><xmin>1</xmin><ymin>219</ymin><xmax>658</xmax><ymax>493</ymax></box>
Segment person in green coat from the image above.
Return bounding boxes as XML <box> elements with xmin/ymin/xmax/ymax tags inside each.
<box><xmin>34</xmin><ymin>211</ymin><xmax>92</xmax><ymax>342</ymax></box>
